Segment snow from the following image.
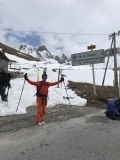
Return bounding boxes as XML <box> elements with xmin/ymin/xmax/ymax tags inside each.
<box><xmin>18</xmin><ymin>45</ymin><xmax>53</xmax><ymax>60</ymax></box>
<box><xmin>0</xmin><ymin>52</ymin><xmax>118</xmax><ymax>116</ymax></box>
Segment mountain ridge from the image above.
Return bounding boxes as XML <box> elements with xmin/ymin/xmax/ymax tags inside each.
<box><xmin>18</xmin><ymin>45</ymin><xmax>70</xmax><ymax>64</ymax></box>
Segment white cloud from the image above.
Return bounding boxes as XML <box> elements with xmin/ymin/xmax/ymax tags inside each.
<box><xmin>0</xmin><ymin>0</ymin><xmax>120</xmax><ymax>55</ymax></box>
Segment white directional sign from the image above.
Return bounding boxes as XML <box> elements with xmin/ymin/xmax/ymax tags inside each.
<box><xmin>72</xmin><ymin>58</ymin><xmax>105</xmax><ymax>66</ymax></box>
<box><xmin>71</xmin><ymin>49</ymin><xmax>105</xmax><ymax>66</ymax></box>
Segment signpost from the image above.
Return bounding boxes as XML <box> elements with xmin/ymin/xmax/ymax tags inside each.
<box><xmin>71</xmin><ymin>45</ymin><xmax>105</xmax><ymax>96</ymax></box>
<box><xmin>71</xmin><ymin>49</ymin><xmax>104</xmax><ymax>65</ymax></box>
<box><xmin>88</xmin><ymin>45</ymin><xmax>96</xmax><ymax>50</ymax></box>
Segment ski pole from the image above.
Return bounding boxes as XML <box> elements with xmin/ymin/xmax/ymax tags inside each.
<box><xmin>61</xmin><ymin>75</ymin><xmax>72</xmax><ymax>107</ymax></box>
<box><xmin>16</xmin><ymin>80</ymin><xmax>26</xmax><ymax>112</ymax></box>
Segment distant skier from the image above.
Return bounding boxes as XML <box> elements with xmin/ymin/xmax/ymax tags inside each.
<box><xmin>0</xmin><ymin>67</ymin><xmax>12</xmax><ymax>102</ymax></box>
<box><xmin>105</xmin><ymin>98</ymin><xmax>120</xmax><ymax>120</ymax></box>
<box><xmin>24</xmin><ymin>72</ymin><xmax>64</xmax><ymax>126</ymax></box>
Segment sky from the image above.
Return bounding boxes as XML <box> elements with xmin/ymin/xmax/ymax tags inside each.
<box><xmin>0</xmin><ymin>0</ymin><xmax>120</xmax><ymax>56</ymax></box>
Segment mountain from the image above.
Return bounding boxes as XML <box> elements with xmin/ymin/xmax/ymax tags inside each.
<box><xmin>18</xmin><ymin>45</ymin><xmax>70</xmax><ymax>63</ymax></box>
<box><xmin>52</xmin><ymin>53</ymin><xmax>69</xmax><ymax>64</ymax></box>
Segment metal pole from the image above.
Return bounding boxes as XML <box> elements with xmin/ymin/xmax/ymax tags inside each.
<box><xmin>57</xmin><ymin>69</ymin><xmax>60</xmax><ymax>88</ymax></box>
<box><xmin>16</xmin><ymin>80</ymin><xmax>26</xmax><ymax>112</ymax></box>
<box><xmin>113</xmin><ymin>33</ymin><xmax>118</xmax><ymax>88</ymax></box>
<box><xmin>62</xmin><ymin>81</ymin><xmax>72</xmax><ymax>107</ymax></box>
<box><xmin>90</xmin><ymin>48</ymin><xmax>96</xmax><ymax>95</ymax></box>
<box><xmin>102</xmin><ymin>38</ymin><xmax>113</xmax><ymax>86</ymax></box>
<box><xmin>92</xmin><ymin>63</ymin><xmax>96</xmax><ymax>95</ymax></box>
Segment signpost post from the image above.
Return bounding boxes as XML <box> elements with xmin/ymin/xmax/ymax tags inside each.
<box><xmin>88</xmin><ymin>45</ymin><xmax>96</xmax><ymax>96</ymax></box>
<box><xmin>71</xmin><ymin>45</ymin><xmax>105</xmax><ymax>96</ymax></box>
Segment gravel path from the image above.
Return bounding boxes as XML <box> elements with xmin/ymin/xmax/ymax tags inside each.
<box><xmin>0</xmin><ymin>105</ymin><xmax>99</xmax><ymax>133</ymax></box>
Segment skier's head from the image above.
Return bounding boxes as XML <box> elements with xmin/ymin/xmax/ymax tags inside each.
<box><xmin>42</xmin><ymin>72</ymin><xmax>47</xmax><ymax>81</ymax></box>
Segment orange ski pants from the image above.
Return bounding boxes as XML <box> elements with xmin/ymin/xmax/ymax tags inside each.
<box><xmin>36</xmin><ymin>97</ymin><xmax>47</xmax><ymax>122</ymax></box>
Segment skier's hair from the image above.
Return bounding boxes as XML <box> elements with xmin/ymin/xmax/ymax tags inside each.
<box><xmin>42</xmin><ymin>72</ymin><xmax>47</xmax><ymax>79</ymax></box>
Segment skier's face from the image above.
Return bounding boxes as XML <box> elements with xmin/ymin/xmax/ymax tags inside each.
<box><xmin>42</xmin><ymin>76</ymin><xmax>47</xmax><ymax>81</ymax></box>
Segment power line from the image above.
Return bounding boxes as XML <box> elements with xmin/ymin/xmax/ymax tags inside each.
<box><xmin>0</xmin><ymin>28</ymin><xmax>109</xmax><ymax>36</ymax></box>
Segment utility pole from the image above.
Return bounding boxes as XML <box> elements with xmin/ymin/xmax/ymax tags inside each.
<box><xmin>113</xmin><ymin>32</ymin><xmax>118</xmax><ymax>88</ymax></box>
<box><xmin>102</xmin><ymin>38</ymin><xmax>113</xmax><ymax>86</ymax></box>
<box><xmin>109</xmin><ymin>31</ymin><xmax>120</xmax><ymax>88</ymax></box>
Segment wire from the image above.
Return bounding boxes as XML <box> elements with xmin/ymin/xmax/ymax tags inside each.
<box><xmin>0</xmin><ymin>28</ymin><xmax>109</xmax><ymax>36</ymax></box>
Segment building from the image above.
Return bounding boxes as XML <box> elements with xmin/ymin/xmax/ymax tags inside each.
<box><xmin>0</xmin><ymin>50</ymin><xmax>9</xmax><ymax>71</ymax></box>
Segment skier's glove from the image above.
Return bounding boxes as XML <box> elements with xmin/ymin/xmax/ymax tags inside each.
<box><xmin>24</xmin><ymin>73</ymin><xmax>28</xmax><ymax>80</ymax></box>
<box><xmin>60</xmin><ymin>77</ymin><xmax>64</xmax><ymax>82</ymax></box>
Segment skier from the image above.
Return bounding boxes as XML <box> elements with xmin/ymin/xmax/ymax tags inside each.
<box><xmin>0</xmin><ymin>67</ymin><xmax>12</xmax><ymax>102</ymax></box>
<box><xmin>24</xmin><ymin>72</ymin><xmax>64</xmax><ymax>126</ymax></box>
<box><xmin>105</xmin><ymin>98</ymin><xmax>120</xmax><ymax>120</ymax></box>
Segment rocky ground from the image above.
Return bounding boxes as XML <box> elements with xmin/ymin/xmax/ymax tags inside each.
<box><xmin>0</xmin><ymin>81</ymin><xmax>118</xmax><ymax>133</ymax></box>
<box><xmin>68</xmin><ymin>81</ymin><xmax>119</xmax><ymax>108</ymax></box>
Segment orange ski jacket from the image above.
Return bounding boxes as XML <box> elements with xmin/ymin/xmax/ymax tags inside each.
<box><xmin>27</xmin><ymin>78</ymin><xmax>60</xmax><ymax>96</ymax></box>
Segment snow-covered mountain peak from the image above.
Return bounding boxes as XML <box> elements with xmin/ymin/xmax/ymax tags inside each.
<box><xmin>18</xmin><ymin>45</ymin><xmax>70</xmax><ymax>63</ymax></box>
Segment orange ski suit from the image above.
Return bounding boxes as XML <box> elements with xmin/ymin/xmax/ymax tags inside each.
<box><xmin>27</xmin><ymin>79</ymin><xmax>60</xmax><ymax>122</ymax></box>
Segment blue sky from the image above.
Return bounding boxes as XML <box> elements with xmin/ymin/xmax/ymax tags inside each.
<box><xmin>4</xmin><ymin>31</ymin><xmax>44</xmax><ymax>47</ymax></box>
<box><xmin>0</xmin><ymin>0</ymin><xmax>120</xmax><ymax>55</ymax></box>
